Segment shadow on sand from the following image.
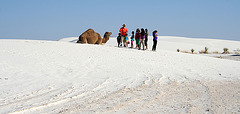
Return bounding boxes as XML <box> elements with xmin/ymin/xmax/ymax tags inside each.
<box><xmin>231</xmin><ymin>55</ymin><xmax>240</xmax><ymax>56</ymax></box>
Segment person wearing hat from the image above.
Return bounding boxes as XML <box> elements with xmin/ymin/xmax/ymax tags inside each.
<box><xmin>119</xmin><ymin>24</ymin><xmax>128</xmax><ymax>47</ymax></box>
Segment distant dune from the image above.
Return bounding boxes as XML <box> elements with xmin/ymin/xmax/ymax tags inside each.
<box><xmin>60</xmin><ymin>36</ymin><xmax>240</xmax><ymax>52</ymax></box>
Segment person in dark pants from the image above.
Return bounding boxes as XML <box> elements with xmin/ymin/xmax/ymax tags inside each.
<box><xmin>139</xmin><ymin>28</ymin><xmax>145</xmax><ymax>50</ymax></box>
<box><xmin>130</xmin><ymin>31</ymin><xmax>135</xmax><ymax>48</ymax></box>
<box><xmin>152</xmin><ymin>30</ymin><xmax>158</xmax><ymax>51</ymax></box>
<box><xmin>144</xmin><ymin>29</ymin><xmax>149</xmax><ymax>50</ymax></box>
<box><xmin>117</xmin><ymin>33</ymin><xmax>122</xmax><ymax>47</ymax></box>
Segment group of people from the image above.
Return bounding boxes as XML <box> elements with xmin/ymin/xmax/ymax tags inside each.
<box><xmin>117</xmin><ymin>24</ymin><xmax>158</xmax><ymax>51</ymax></box>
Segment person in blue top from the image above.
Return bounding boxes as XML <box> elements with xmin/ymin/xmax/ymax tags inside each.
<box><xmin>130</xmin><ymin>31</ymin><xmax>135</xmax><ymax>48</ymax></box>
<box><xmin>152</xmin><ymin>30</ymin><xmax>158</xmax><ymax>51</ymax></box>
<box><xmin>125</xmin><ymin>34</ymin><xmax>129</xmax><ymax>48</ymax></box>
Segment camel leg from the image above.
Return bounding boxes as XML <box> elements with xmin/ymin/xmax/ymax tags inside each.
<box><xmin>96</xmin><ymin>33</ymin><xmax>102</xmax><ymax>44</ymax></box>
<box><xmin>96</xmin><ymin>38</ymin><xmax>102</xmax><ymax>44</ymax></box>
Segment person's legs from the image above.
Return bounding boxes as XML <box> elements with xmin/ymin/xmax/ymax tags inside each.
<box><xmin>136</xmin><ymin>39</ymin><xmax>140</xmax><ymax>48</ymax></box>
<box><xmin>142</xmin><ymin>39</ymin><xmax>145</xmax><ymax>50</ymax></box>
<box><xmin>135</xmin><ymin>39</ymin><xmax>138</xmax><ymax>48</ymax></box>
<box><xmin>123</xmin><ymin>36</ymin><xmax>126</xmax><ymax>47</ymax></box>
<box><xmin>152</xmin><ymin>40</ymin><xmax>157</xmax><ymax>51</ymax></box>
<box><xmin>117</xmin><ymin>38</ymin><xmax>120</xmax><ymax>47</ymax></box>
<box><xmin>131</xmin><ymin>41</ymin><xmax>133</xmax><ymax>48</ymax></box>
<box><xmin>139</xmin><ymin>39</ymin><xmax>141</xmax><ymax>48</ymax></box>
<box><xmin>120</xmin><ymin>35</ymin><xmax>124</xmax><ymax>46</ymax></box>
<box><xmin>152</xmin><ymin>40</ymin><xmax>156</xmax><ymax>51</ymax></box>
<box><xmin>139</xmin><ymin>40</ymin><xmax>141</xmax><ymax>50</ymax></box>
<box><xmin>139</xmin><ymin>39</ymin><xmax>143</xmax><ymax>50</ymax></box>
<box><xmin>145</xmin><ymin>39</ymin><xmax>148</xmax><ymax>49</ymax></box>
<box><xmin>155</xmin><ymin>40</ymin><xmax>157</xmax><ymax>51</ymax></box>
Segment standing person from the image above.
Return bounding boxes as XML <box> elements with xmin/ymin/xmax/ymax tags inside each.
<box><xmin>145</xmin><ymin>29</ymin><xmax>149</xmax><ymax>50</ymax></box>
<box><xmin>117</xmin><ymin>33</ymin><xmax>122</xmax><ymax>47</ymax></box>
<box><xmin>152</xmin><ymin>30</ymin><xmax>158</xmax><ymax>51</ymax></box>
<box><xmin>139</xmin><ymin>28</ymin><xmax>145</xmax><ymax>50</ymax></box>
<box><xmin>130</xmin><ymin>31</ymin><xmax>135</xmax><ymax>48</ymax></box>
<box><xmin>119</xmin><ymin>24</ymin><xmax>128</xmax><ymax>47</ymax></box>
<box><xmin>125</xmin><ymin>34</ymin><xmax>129</xmax><ymax>48</ymax></box>
<box><xmin>135</xmin><ymin>28</ymin><xmax>141</xmax><ymax>49</ymax></box>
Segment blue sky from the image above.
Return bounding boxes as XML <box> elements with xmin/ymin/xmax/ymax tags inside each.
<box><xmin>0</xmin><ymin>0</ymin><xmax>239</xmax><ymax>41</ymax></box>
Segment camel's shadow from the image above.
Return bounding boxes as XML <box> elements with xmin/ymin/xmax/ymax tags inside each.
<box><xmin>69</xmin><ymin>39</ymin><xmax>78</xmax><ymax>43</ymax></box>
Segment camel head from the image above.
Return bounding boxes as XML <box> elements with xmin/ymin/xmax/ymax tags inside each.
<box><xmin>102</xmin><ymin>32</ymin><xmax>112</xmax><ymax>43</ymax></box>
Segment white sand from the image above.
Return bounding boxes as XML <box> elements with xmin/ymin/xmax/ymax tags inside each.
<box><xmin>0</xmin><ymin>36</ymin><xmax>240</xmax><ymax>113</ymax></box>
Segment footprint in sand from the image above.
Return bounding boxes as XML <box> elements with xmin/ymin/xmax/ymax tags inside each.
<box><xmin>0</xmin><ymin>77</ymin><xmax>8</xmax><ymax>80</ymax></box>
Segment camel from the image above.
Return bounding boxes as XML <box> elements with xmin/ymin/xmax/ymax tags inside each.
<box><xmin>76</xmin><ymin>29</ymin><xmax>112</xmax><ymax>44</ymax></box>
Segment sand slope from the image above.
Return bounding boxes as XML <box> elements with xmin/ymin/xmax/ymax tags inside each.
<box><xmin>0</xmin><ymin>37</ymin><xmax>240</xmax><ymax>113</ymax></box>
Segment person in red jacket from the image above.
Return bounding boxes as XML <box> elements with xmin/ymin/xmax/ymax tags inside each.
<box><xmin>119</xmin><ymin>24</ymin><xmax>128</xmax><ymax>47</ymax></box>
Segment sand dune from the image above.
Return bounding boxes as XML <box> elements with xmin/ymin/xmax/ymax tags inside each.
<box><xmin>0</xmin><ymin>36</ymin><xmax>239</xmax><ymax>113</ymax></box>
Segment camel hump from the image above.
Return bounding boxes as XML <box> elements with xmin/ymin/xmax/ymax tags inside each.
<box><xmin>85</xmin><ymin>29</ymin><xmax>94</xmax><ymax>32</ymax></box>
<box><xmin>82</xmin><ymin>29</ymin><xmax>97</xmax><ymax>36</ymax></box>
